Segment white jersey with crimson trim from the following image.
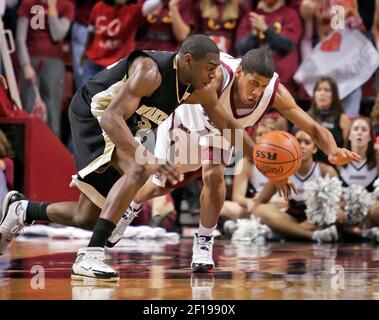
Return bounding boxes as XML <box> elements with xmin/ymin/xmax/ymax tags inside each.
<box><xmin>168</xmin><ymin>52</ymin><xmax>280</xmax><ymax>150</ymax></box>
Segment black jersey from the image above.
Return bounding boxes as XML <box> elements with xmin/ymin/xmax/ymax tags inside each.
<box><xmin>75</xmin><ymin>50</ymin><xmax>195</xmax><ymax>135</ymax></box>
<box><xmin>69</xmin><ymin>50</ymin><xmax>196</xmax><ymax>178</ymax></box>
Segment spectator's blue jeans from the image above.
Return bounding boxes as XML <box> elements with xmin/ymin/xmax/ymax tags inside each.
<box><xmin>19</xmin><ymin>56</ymin><xmax>65</xmax><ymax>138</ymax></box>
<box><xmin>71</xmin><ymin>22</ymin><xmax>89</xmax><ymax>90</ymax></box>
<box><xmin>81</xmin><ymin>59</ymin><xmax>104</xmax><ymax>86</ymax></box>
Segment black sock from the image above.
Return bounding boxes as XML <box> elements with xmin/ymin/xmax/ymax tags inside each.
<box><xmin>25</xmin><ymin>202</ymin><xmax>50</xmax><ymax>224</ymax></box>
<box><xmin>88</xmin><ymin>218</ymin><xmax>116</xmax><ymax>248</ymax></box>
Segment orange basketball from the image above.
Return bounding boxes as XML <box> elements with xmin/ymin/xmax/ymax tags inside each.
<box><xmin>253</xmin><ymin>130</ymin><xmax>302</xmax><ymax>181</ymax></box>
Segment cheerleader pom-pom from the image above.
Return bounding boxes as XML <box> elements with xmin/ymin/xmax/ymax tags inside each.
<box><xmin>343</xmin><ymin>185</ymin><xmax>371</xmax><ymax>226</ymax></box>
<box><xmin>304</xmin><ymin>175</ymin><xmax>342</xmax><ymax>226</ymax></box>
<box><xmin>231</xmin><ymin>218</ymin><xmax>269</xmax><ymax>244</ymax></box>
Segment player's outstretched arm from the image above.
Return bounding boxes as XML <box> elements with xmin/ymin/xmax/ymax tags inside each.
<box><xmin>274</xmin><ymin>84</ymin><xmax>361</xmax><ymax>165</ymax></box>
<box><xmin>100</xmin><ymin>57</ymin><xmax>161</xmax><ymax>159</ymax></box>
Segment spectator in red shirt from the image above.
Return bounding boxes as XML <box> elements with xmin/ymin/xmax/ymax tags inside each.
<box><xmin>288</xmin><ymin>0</ymin><xmax>301</xmax><ymax>9</ymax></box>
<box><xmin>235</xmin><ymin>0</ymin><xmax>303</xmax><ymax>96</ymax></box>
<box><xmin>16</xmin><ymin>0</ymin><xmax>75</xmax><ymax>138</ymax></box>
<box><xmin>242</xmin><ymin>0</ymin><xmax>301</xmax><ymax>11</ymax></box>
<box><xmin>135</xmin><ymin>0</ymin><xmax>195</xmax><ymax>52</ymax></box>
<box><xmin>192</xmin><ymin>0</ymin><xmax>244</xmax><ymax>55</ymax></box>
<box><xmin>81</xmin><ymin>0</ymin><xmax>166</xmax><ymax>85</ymax></box>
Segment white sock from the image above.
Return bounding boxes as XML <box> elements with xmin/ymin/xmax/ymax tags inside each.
<box><xmin>130</xmin><ymin>200</ymin><xmax>142</xmax><ymax>210</ymax></box>
<box><xmin>198</xmin><ymin>222</ymin><xmax>216</xmax><ymax>237</ymax></box>
<box><xmin>123</xmin><ymin>201</ymin><xmax>142</xmax><ymax>220</ymax></box>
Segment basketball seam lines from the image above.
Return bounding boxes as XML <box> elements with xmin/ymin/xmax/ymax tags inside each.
<box><xmin>254</xmin><ymin>158</ymin><xmax>302</xmax><ymax>165</ymax></box>
<box><xmin>281</xmin><ymin>132</ymin><xmax>302</xmax><ymax>159</ymax></box>
<box><xmin>255</xmin><ymin>142</ymin><xmax>296</xmax><ymax>160</ymax></box>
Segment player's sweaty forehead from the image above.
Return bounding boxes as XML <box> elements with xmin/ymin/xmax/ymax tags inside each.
<box><xmin>199</xmin><ymin>52</ymin><xmax>220</xmax><ymax>67</ymax></box>
<box><xmin>208</xmin><ymin>59</ymin><xmax>220</xmax><ymax>68</ymax></box>
<box><xmin>245</xmin><ymin>72</ymin><xmax>271</xmax><ymax>88</ymax></box>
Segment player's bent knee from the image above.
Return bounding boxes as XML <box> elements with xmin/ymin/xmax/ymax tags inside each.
<box><xmin>203</xmin><ymin>168</ymin><xmax>224</xmax><ymax>187</ymax></box>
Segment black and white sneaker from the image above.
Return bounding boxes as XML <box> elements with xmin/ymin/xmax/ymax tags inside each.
<box><xmin>71</xmin><ymin>247</ymin><xmax>120</xmax><ymax>282</ymax></box>
<box><xmin>191</xmin><ymin>233</ymin><xmax>214</xmax><ymax>273</ymax></box>
<box><xmin>0</xmin><ymin>191</ymin><xmax>26</xmax><ymax>255</ymax></box>
<box><xmin>106</xmin><ymin>204</ymin><xmax>142</xmax><ymax>248</ymax></box>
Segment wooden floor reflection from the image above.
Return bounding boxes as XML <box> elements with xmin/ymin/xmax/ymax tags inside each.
<box><xmin>1</xmin><ymin>238</ymin><xmax>379</xmax><ymax>300</ymax></box>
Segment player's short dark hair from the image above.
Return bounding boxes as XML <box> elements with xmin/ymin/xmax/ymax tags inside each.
<box><xmin>179</xmin><ymin>34</ymin><xmax>220</xmax><ymax>61</ymax></box>
<box><xmin>240</xmin><ymin>49</ymin><xmax>275</xmax><ymax>78</ymax></box>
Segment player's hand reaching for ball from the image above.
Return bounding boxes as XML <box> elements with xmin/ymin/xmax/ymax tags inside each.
<box><xmin>272</xmin><ymin>179</ymin><xmax>297</xmax><ymax>201</ymax></box>
<box><xmin>328</xmin><ymin>148</ymin><xmax>361</xmax><ymax>166</ymax></box>
<box><xmin>145</xmin><ymin>163</ymin><xmax>183</xmax><ymax>186</ymax></box>
<box><xmin>135</xmin><ymin>147</ymin><xmax>183</xmax><ymax>185</ymax></box>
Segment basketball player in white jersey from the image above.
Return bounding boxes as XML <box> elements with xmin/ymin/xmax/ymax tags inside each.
<box><xmin>107</xmin><ymin>49</ymin><xmax>360</xmax><ymax>272</ymax></box>
<box><xmin>253</xmin><ymin>129</ymin><xmax>339</xmax><ymax>242</ymax></box>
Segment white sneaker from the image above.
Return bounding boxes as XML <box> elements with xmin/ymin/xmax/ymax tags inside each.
<box><xmin>312</xmin><ymin>225</ymin><xmax>339</xmax><ymax>243</ymax></box>
<box><xmin>106</xmin><ymin>204</ymin><xmax>142</xmax><ymax>248</ymax></box>
<box><xmin>0</xmin><ymin>191</ymin><xmax>27</xmax><ymax>255</ymax></box>
<box><xmin>71</xmin><ymin>247</ymin><xmax>120</xmax><ymax>282</ymax></box>
<box><xmin>191</xmin><ymin>233</ymin><xmax>214</xmax><ymax>272</ymax></box>
<box><xmin>362</xmin><ymin>227</ymin><xmax>379</xmax><ymax>243</ymax></box>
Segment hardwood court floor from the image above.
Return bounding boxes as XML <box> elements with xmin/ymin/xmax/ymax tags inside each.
<box><xmin>1</xmin><ymin>237</ymin><xmax>379</xmax><ymax>300</ymax></box>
